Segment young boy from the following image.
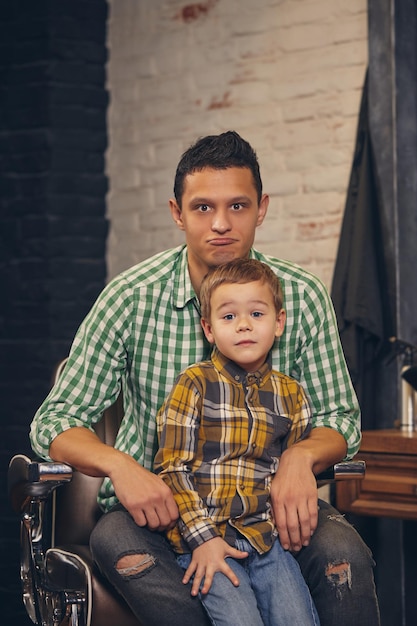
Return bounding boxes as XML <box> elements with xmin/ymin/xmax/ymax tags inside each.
<box><xmin>154</xmin><ymin>258</ymin><xmax>320</xmax><ymax>626</ymax></box>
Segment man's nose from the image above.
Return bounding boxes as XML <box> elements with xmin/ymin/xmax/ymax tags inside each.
<box><xmin>211</xmin><ymin>208</ymin><xmax>232</xmax><ymax>232</ymax></box>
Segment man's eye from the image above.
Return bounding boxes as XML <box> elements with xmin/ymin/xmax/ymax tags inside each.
<box><xmin>198</xmin><ymin>204</ymin><xmax>210</xmax><ymax>212</ymax></box>
<box><xmin>232</xmin><ymin>203</ymin><xmax>243</xmax><ymax>210</ymax></box>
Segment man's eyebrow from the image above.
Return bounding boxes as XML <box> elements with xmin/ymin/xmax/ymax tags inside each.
<box><xmin>189</xmin><ymin>195</ymin><xmax>252</xmax><ymax>205</ymax></box>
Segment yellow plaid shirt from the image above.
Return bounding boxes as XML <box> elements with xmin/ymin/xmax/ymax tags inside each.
<box><xmin>155</xmin><ymin>348</ymin><xmax>312</xmax><ymax>554</ymax></box>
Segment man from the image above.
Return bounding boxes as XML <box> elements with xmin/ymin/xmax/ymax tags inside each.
<box><xmin>31</xmin><ymin>131</ymin><xmax>380</xmax><ymax>625</ymax></box>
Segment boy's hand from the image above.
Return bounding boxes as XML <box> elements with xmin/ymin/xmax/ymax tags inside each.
<box><xmin>182</xmin><ymin>536</ymin><xmax>248</xmax><ymax>596</ymax></box>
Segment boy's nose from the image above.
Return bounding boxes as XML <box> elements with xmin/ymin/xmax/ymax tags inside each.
<box><xmin>237</xmin><ymin>317</ymin><xmax>251</xmax><ymax>331</ymax></box>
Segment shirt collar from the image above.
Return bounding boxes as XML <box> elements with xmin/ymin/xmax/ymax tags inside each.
<box><xmin>172</xmin><ymin>246</ymin><xmax>259</xmax><ymax>310</ymax></box>
<box><xmin>172</xmin><ymin>245</ymin><xmax>198</xmax><ymax>310</ymax></box>
<box><xmin>211</xmin><ymin>346</ymin><xmax>272</xmax><ymax>387</ymax></box>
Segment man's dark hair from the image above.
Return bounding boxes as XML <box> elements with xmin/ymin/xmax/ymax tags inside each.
<box><xmin>173</xmin><ymin>130</ymin><xmax>263</xmax><ymax>206</ymax></box>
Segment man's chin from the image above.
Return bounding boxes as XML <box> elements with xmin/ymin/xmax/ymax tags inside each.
<box><xmin>209</xmin><ymin>249</ymin><xmax>246</xmax><ymax>267</ymax></box>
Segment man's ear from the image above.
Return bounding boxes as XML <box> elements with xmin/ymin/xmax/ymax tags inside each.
<box><xmin>201</xmin><ymin>318</ymin><xmax>215</xmax><ymax>344</ymax></box>
<box><xmin>169</xmin><ymin>199</ymin><xmax>185</xmax><ymax>231</ymax></box>
<box><xmin>256</xmin><ymin>193</ymin><xmax>269</xmax><ymax>227</ymax></box>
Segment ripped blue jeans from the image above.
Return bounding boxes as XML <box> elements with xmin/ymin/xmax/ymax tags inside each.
<box><xmin>176</xmin><ymin>536</ymin><xmax>320</xmax><ymax>626</ymax></box>
<box><xmin>90</xmin><ymin>499</ymin><xmax>380</xmax><ymax>626</ymax></box>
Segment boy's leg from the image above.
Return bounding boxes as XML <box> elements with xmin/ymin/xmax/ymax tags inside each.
<box><xmin>176</xmin><ymin>553</ymin><xmax>264</xmax><ymax>626</ymax></box>
<box><xmin>237</xmin><ymin>537</ymin><xmax>319</xmax><ymax>626</ymax></box>
<box><xmin>90</xmin><ymin>506</ymin><xmax>210</xmax><ymax>626</ymax></box>
<box><xmin>294</xmin><ymin>499</ymin><xmax>380</xmax><ymax>626</ymax></box>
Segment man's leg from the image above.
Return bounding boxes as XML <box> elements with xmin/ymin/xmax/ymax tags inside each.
<box><xmin>90</xmin><ymin>506</ymin><xmax>210</xmax><ymax>626</ymax></box>
<box><xmin>295</xmin><ymin>499</ymin><xmax>380</xmax><ymax>626</ymax></box>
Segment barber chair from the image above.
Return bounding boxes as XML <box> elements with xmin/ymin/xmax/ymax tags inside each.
<box><xmin>8</xmin><ymin>362</ymin><xmax>366</xmax><ymax>626</ymax></box>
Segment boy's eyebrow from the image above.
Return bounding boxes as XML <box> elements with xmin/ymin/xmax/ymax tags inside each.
<box><xmin>215</xmin><ymin>298</ymin><xmax>270</xmax><ymax>311</ymax></box>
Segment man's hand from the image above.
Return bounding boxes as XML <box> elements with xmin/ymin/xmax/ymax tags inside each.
<box><xmin>270</xmin><ymin>447</ymin><xmax>318</xmax><ymax>552</ymax></box>
<box><xmin>270</xmin><ymin>427</ymin><xmax>348</xmax><ymax>552</ymax></box>
<box><xmin>182</xmin><ymin>537</ymin><xmax>248</xmax><ymax>597</ymax></box>
<box><xmin>109</xmin><ymin>454</ymin><xmax>179</xmax><ymax>531</ymax></box>
<box><xmin>50</xmin><ymin>427</ymin><xmax>179</xmax><ymax>532</ymax></box>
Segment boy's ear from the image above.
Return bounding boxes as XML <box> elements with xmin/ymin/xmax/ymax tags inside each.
<box><xmin>274</xmin><ymin>308</ymin><xmax>286</xmax><ymax>338</ymax></box>
<box><xmin>201</xmin><ymin>318</ymin><xmax>215</xmax><ymax>344</ymax></box>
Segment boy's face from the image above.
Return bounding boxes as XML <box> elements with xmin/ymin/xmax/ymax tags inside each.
<box><xmin>201</xmin><ymin>279</ymin><xmax>285</xmax><ymax>372</ymax></box>
<box><xmin>169</xmin><ymin>167</ymin><xmax>269</xmax><ymax>291</ymax></box>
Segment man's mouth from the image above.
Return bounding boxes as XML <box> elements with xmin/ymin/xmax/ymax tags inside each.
<box><xmin>209</xmin><ymin>238</ymin><xmax>236</xmax><ymax>246</ymax></box>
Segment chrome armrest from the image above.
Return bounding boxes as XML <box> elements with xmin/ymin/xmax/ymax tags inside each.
<box><xmin>316</xmin><ymin>460</ymin><xmax>366</xmax><ymax>485</ymax></box>
<box><xmin>8</xmin><ymin>455</ymin><xmax>80</xmax><ymax>625</ymax></box>
<box><xmin>8</xmin><ymin>454</ymin><xmax>73</xmax><ymax>513</ymax></box>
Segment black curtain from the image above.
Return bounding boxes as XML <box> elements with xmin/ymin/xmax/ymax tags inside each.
<box><xmin>331</xmin><ymin>72</ymin><xmax>395</xmax><ymax>430</ymax></box>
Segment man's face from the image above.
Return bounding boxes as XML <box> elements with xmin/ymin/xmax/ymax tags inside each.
<box><xmin>169</xmin><ymin>167</ymin><xmax>269</xmax><ymax>289</ymax></box>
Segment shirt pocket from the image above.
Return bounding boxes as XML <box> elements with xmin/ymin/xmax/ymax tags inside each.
<box><xmin>265</xmin><ymin>412</ymin><xmax>292</xmax><ymax>458</ymax></box>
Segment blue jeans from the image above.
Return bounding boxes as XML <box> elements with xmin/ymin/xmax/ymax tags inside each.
<box><xmin>176</xmin><ymin>537</ymin><xmax>320</xmax><ymax>626</ymax></box>
<box><xmin>90</xmin><ymin>500</ymin><xmax>380</xmax><ymax>626</ymax></box>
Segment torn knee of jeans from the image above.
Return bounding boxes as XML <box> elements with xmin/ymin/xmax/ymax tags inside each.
<box><xmin>327</xmin><ymin>513</ymin><xmax>346</xmax><ymax>523</ymax></box>
<box><xmin>325</xmin><ymin>561</ymin><xmax>352</xmax><ymax>597</ymax></box>
<box><xmin>116</xmin><ymin>552</ymin><xmax>157</xmax><ymax>578</ymax></box>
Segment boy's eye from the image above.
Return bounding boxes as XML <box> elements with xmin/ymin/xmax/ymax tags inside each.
<box><xmin>223</xmin><ymin>314</ymin><xmax>235</xmax><ymax>320</ymax></box>
<box><xmin>252</xmin><ymin>311</ymin><xmax>263</xmax><ymax>318</ymax></box>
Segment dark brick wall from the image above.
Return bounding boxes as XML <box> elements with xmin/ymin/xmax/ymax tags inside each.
<box><xmin>0</xmin><ymin>1</ymin><xmax>109</xmax><ymax>623</ymax></box>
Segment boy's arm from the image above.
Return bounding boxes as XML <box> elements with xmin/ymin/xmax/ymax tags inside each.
<box><xmin>155</xmin><ymin>372</ymin><xmax>226</xmax><ymax>550</ymax></box>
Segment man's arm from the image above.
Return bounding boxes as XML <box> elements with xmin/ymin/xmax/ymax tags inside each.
<box><xmin>270</xmin><ymin>426</ymin><xmax>347</xmax><ymax>552</ymax></box>
<box><xmin>50</xmin><ymin>427</ymin><xmax>178</xmax><ymax>531</ymax></box>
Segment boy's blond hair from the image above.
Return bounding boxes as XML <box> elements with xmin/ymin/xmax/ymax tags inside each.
<box><xmin>200</xmin><ymin>258</ymin><xmax>284</xmax><ymax>321</ymax></box>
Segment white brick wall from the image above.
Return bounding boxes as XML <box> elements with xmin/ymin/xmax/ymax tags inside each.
<box><xmin>106</xmin><ymin>0</ymin><xmax>368</xmax><ymax>289</ymax></box>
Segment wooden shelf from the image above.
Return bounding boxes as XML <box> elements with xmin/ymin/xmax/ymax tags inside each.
<box><xmin>336</xmin><ymin>429</ymin><xmax>417</xmax><ymax>520</ymax></box>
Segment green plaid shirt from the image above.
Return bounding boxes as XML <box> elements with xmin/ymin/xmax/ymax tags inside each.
<box><xmin>30</xmin><ymin>245</ymin><xmax>361</xmax><ymax>512</ymax></box>
<box><xmin>155</xmin><ymin>347</ymin><xmax>312</xmax><ymax>554</ymax></box>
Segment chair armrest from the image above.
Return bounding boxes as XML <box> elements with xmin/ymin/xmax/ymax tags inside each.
<box><xmin>45</xmin><ymin>545</ymin><xmax>93</xmax><ymax>593</ymax></box>
<box><xmin>8</xmin><ymin>454</ymin><xmax>73</xmax><ymax>513</ymax></box>
<box><xmin>316</xmin><ymin>460</ymin><xmax>366</xmax><ymax>486</ymax></box>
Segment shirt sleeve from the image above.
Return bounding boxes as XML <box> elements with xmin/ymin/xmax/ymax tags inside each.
<box><xmin>297</xmin><ymin>276</ymin><xmax>361</xmax><ymax>459</ymax></box>
<box><xmin>155</xmin><ymin>371</ymin><xmax>221</xmax><ymax>551</ymax></box>
<box><xmin>282</xmin><ymin>379</ymin><xmax>313</xmax><ymax>449</ymax></box>
<box><xmin>29</xmin><ymin>277</ymin><xmax>133</xmax><ymax>460</ymax></box>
